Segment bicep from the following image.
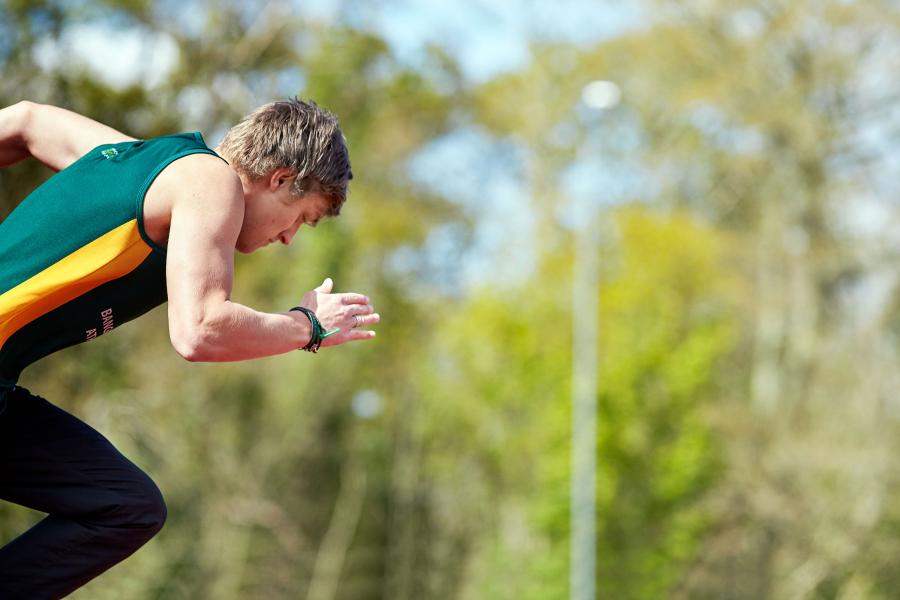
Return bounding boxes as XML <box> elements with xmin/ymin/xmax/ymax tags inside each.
<box><xmin>165</xmin><ymin>164</ymin><xmax>244</xmax><ymax>341</ymax></box>
<box><xmin>24</xmin><ymin>103</ymin><xmax>136</xmax><ymax>171</ymax></box>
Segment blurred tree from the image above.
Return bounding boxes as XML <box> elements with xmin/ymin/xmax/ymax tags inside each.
<box><xmin>438</xmin><ymin>209</ymin><xmax>740</xmax><ymax>600</ymax></box>
<box><xmin>580</xmin><ymin>1</ymin><xmax>900</xmax><ymax>597</ymax></box>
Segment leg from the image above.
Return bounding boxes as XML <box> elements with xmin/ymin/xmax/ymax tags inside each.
<box><xmin>0</xmin><ymin>386</ymin><xmax>167</xmax><ymax>599</ymax></box>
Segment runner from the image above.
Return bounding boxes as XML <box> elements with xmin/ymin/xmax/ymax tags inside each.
<box><xmin>0</xmin><ymin>98</ymin><xmax>379</xmax><ymax>598</ymax></box>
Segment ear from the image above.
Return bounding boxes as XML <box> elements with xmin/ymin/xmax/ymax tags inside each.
<box><xmin>268</xmin><ymin>167</ymin><xmax>297</xmax><ymax>191</ymax></box>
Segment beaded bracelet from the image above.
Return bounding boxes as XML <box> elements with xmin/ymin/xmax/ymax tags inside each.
<box><xmin>289</xmin><ymin>306</ymin><xmax>339</xmax><ymax>352</ymax></box>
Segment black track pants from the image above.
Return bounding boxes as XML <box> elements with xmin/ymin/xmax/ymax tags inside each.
<box><xmin>0</xmin><ymin>386</ymin><xmax>166</xmax><ymax>599</ymax></box>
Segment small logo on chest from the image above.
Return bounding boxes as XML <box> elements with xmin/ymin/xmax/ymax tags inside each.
<box><xmin>101</xmin><ymin>148</ymin><xmax>119</xmax><ymax>159</ymax></box>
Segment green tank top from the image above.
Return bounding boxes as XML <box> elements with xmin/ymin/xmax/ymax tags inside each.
<box><xmin>0</xmin><ymin>132</ymin><xmax>222</xmax><ymax>398</ymax></box>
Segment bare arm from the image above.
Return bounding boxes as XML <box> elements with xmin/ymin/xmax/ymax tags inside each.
<box><xmin>0</xmin><ymin>101</ymin><xmax>136</xmax><ymax>172</ymax></box>
<box><xmin>166</xmin><ymin>154</ymin><xmax>376</xmax><ymax>362</ymax></box>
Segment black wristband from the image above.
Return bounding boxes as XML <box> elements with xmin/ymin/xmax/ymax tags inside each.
<box><xmin>290</xmin><ymin>306</ymin><xmax>325</xmax><ymax>353</ymax></box>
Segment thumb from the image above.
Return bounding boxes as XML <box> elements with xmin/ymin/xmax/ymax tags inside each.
<box><xmin>315</xmin><ymin>277</ymin><xmax>333</xmax><ymax>293</ymax></box>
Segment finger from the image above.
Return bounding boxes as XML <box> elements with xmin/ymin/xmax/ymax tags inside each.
<box><xmin>346</xmin><ymin>329</ymin><xmax>377</xmax><ymax>341</ymax></box>
<box><xmin>321</xmin><ymin>326</ymin><xmax>376</xmax><ymax>347</ymax></box>
<box><xmin>353</xmin><ymin>313</ymin><xmax>380</xmax><ymax>327</ymax></box>
<box><xmin>340</xmin><ymin>293</ymin><xmax>370</xmax><ymax>305</ymax></box>
<box><xmin>350</xmin><ymin>304</ymin><xmax>375</xmax><ymax>316</ymax></box>
<box><xmin>315</xmin><ymin>277</ymin><xmax>334</xmax><ymax>293</ymax></box>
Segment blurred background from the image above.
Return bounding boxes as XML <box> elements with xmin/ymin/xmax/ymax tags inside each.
<box><xmin>1</xmin><ymin>0</ymin><xmax>899</xmax><ymax>598</ymax></box>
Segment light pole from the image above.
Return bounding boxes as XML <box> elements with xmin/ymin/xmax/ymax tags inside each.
<box><xmin>571</xmin><ymin>79</ymin><xmax>620</xmax><ymax>600</ymax></box>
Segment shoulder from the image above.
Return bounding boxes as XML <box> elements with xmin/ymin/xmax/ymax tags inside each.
<box><xmin>164</xmin><ymin>152</ymin><xmax>240</xmax><ymax>190</ymax></box>
<box><xmin>168</xmin><ymin>155</ymin><xmax>244</xmax><ymax>238</ymax></box>
<box><xmin>161</xmin><ymin>153</ymin><xmax>243</xmax><ymax>208</ymax></box>
<box><xmin>145</xmin><ymin>152</ymin><xmax>245</xmax><ymax>245</ymax></box>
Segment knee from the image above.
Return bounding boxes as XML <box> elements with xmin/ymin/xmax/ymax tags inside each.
<box><xmin>98</xmin><ymin>471</ymin><xmax>168</xmax><ymax>541</ymax></box>
<box><xmin>125</xmin><ymin>475</ymin><xmax>168</xmax><ymax>536</ymax></box>
<box><xmin>133</xmin><ymin>478</ymin><xmax>168</xmax><ymax>536</ymax></box>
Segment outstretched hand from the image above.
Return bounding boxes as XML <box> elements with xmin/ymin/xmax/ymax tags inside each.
<box><xmin>300</xmin><ymin>278</ymin><xmax>379</xmax><ymax>348</ymax></box>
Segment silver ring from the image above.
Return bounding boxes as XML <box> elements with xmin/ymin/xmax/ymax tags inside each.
<box><xmin>353</xmin><ymin>315</ymin><xmax>360</xmax><ymax>327</ymax></box>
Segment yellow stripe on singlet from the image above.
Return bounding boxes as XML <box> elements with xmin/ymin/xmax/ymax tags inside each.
<box><xmin>0</xmin><ymin>219</ymin><xmax>151</xmax><ymax>348</ymax></box>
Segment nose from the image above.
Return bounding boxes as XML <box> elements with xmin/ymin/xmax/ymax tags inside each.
<box><xmin>280</xmin><ymin>223</ymin><xmax>301</xmax><ymax>245</ymax></box>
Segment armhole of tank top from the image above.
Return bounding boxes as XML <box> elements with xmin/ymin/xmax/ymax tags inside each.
<box><xmin>135</xmin><ymin>147</ymin><xmax>225</xmax><ymax>256</ymax></box>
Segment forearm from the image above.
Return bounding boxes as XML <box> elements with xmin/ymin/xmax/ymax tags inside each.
<box><xmin>174</xmin><ymin>300</ymin><xmax>313</xmax><ymax>362</ymax></box>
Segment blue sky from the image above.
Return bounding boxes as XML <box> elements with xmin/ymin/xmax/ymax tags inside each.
<box><xmin>32</xmin><ymin>1</ymin><xmax>637</xmax><ymax>88</ymax></box>
<box><xmin>307</xmin><ymin>0</ymin><xmax>640</xmax><ymax>82</ymax></box>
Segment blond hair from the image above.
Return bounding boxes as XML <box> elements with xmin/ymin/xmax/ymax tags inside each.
<box><xmin>218</xmin><ymin>98</ymin><xmax>352</xmax><ymax>215</ymax></box>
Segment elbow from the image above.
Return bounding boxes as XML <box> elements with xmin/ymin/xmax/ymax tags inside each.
<box><xmin>169</xmin><ymin>301</ymin><xmax>227</xmax><ymax>362</ymax></box>
<box><xmin>170</xmin><ymin>327</ymin><xmax>210</xmax><ymax>362</ymax></box>
<box><xmin>0</xmin><ymin>101</ymin><xmax>35</xmax><ymax>162</ymax></box>
<box><xmin>14</xmin><ymin>100</ymin><xmax>37</xmax><ymax>113</ymax></box>
<box><xmin>11</xmin><ymin>101</ymin><xmax>36</xmax><ymax>136</ymax></box>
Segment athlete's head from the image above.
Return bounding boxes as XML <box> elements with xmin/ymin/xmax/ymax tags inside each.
<box><xmin>217</xmin><ymin>98</ymin><xmax>353</xmax><ymax>253</ymax></box>
<box><xmin>218</xmin><ymin>98</ymin><xmax>352</xmax><ymax>215</ymax></box>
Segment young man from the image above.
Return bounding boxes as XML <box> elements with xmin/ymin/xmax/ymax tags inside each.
<box><xmin>0</xmin><ymin>98</ymin><xmax>379</xmax><ymax>598</ymax></box>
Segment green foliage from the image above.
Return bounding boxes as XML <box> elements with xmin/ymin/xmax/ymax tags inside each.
<box><xmin>592</xmin><ymin>210</ymin><xmax>737</xmax><ymax>598</ymax></box>
<box><xmin>421</xmin><ymin>208</ymin><xmax>739</xmax><ymax>600</ymax></box>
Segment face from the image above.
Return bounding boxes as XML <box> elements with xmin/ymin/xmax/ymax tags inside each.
<box><xmin>236</xmin><ymin>170</ymin><xmax>332</xmax><ymax>253</ymax></box>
